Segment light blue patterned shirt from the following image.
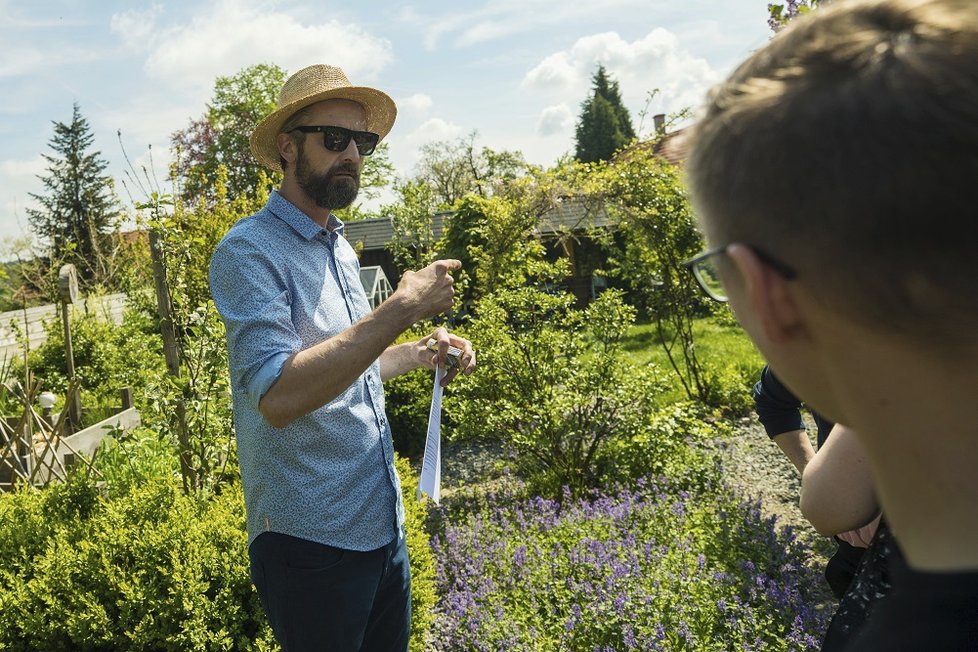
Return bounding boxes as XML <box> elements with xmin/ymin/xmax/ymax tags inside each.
<box><xmin>209</xmin><ymin>190</ymin><xmax>403</xmax><ymax>551</ymax></box>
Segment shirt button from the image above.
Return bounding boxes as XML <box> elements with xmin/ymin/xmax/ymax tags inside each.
<box><xmin>367</xmin><ymin>374</ymin><xmax>373</xmax><ymax>382</ymax></box>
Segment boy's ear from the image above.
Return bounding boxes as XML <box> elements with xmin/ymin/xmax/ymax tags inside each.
<box><xmin>726</xmin><ymin>243</ymin><xmax>808</xmax><ymax>344</ymax></box>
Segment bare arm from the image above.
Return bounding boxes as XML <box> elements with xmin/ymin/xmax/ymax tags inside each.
<box><xmin>259</xmin><ymin>259</ymin><xmax>460</xmax><ymax>428</ymax></box>
<box><xmin>772</xmin><ymin>429</ymin><xmax>817</xmax><ymax>475</ymax></box>
<box><xmin>379</xmin><ymin>329</ymin><xmax>476</xmax><ymax>383</ymax></box>
<box><xmin>800</xmin><ymin>424</ymin><xmax>880</xmax><ymax>536</ymax></box>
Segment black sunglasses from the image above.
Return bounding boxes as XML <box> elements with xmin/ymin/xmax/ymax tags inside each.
<box><xmin>289</xmin><ymin>125</ymin><xmax>380</xmax><ymax>156</ymax></box>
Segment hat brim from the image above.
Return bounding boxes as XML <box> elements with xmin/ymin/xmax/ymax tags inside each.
<box><xmin>250</xmin><ymin>86</ymin><xmax>397</xmax><ymax>171</ymax></box>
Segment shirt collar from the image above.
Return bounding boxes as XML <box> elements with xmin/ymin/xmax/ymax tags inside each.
<box><xmin>266</xmin><ymin>190</ymin><xmax>345</xmax><ymax>240</ymax></box>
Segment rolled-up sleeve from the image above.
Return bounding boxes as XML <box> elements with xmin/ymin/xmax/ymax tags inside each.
<box><xmin>752</xmin><ymin>365</ymin><xmax>805</xmax><ymax>439</ymax></box>
<box><xmin>209</xmin><ymin>236</ymin><xmax>301</xmax><ymax>409</ymax></box>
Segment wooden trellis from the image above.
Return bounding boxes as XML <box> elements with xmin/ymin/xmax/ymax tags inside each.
<box><xmin>0</xmin><ymin>381</ymin><xmax>140</xmax><ymax>492</ymax></box>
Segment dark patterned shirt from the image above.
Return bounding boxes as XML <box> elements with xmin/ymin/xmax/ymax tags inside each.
<box><xmin>822</xmin><ymin>520</ymin><xmax>898</xmax><ymax>651</ymax></box>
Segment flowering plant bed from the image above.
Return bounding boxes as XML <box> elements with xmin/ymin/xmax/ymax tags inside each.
<box><xmin>430</xmin><ymin>477</ymin><xmax>828</xmax><ymax>651</ymax></box>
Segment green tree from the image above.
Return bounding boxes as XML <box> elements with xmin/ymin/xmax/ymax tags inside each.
<box><xmin>382</xmin><ymin>179</ymin><xmax>439</xmax><ymax>272</ymax></box>
<box><xmin>416</xmin><ymin>132</ymin><xmax>529</xmax><ymax>208</ymax></box>
<box><xmin>171</xmin><ymin>63</ymin><xmax>286</xmax><ymax>204</ymax></box>
<box><xmin>27</xmin><ymin>103</ymin><xmax>120</xmax><ymax>283</ymax></box>
<box><xmin>596</xmin><ymin>148</ymin><xmax>716</xmax><ymax>404</ymax></box>
<box><xmin>574</xmin><ymin>65</ymin><xmax>636</xmax><ymax>163</ymax></box>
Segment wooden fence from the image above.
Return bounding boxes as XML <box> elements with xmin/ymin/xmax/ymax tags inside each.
<box><xmin>0</xmin><ymin>293</ymin><xmax>127</xmax><ymax>361</ymax></box>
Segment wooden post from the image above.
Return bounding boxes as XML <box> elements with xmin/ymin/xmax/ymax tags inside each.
<box><xmin>148</xmin><ymin>231</ymin><xmax>182</xmax><ymax>378</ymax></box>
<box><xmin>148</xmin><ymin>229</ymin><xmax>195</xmax><ymax>492</ymax></box>
<box><xmin>58</xmin><ymin>265</ymin><xmax>83</xmax><ymax>433</ymax></box>
<box><xmin>120</xmin><ymin>387</ymin><xmax>134</xmax><ymax>410</ymax></box>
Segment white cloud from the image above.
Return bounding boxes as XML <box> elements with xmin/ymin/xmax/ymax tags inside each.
<box><xmin>109</xmin><ymin>5</ymin><xmax>164</xmax><ymax>52</ymax></box>
<box><xmin>521</xmin><ymin>52</ymin><xmax>577</xmax><ymax>92</ymax></box>
<box><xmin>0</xmin><ymin>45</ymin><xmax>101</xmax><ymax>79</ymax></box>
<box><xmin>110</xmin><ymin>0</ymin><xmax>393</xmax><ymax>95</ymax></box>
<box><xmin>537</xmin><ymin>104</ymin><xmax>574</xmax><ymax>136</ymax></box>
<box><xmin>387</xmin><ymin>117</ymin><xmax>465</xmax><ymax>173</ymax></box>
<box><xmin>0</xmin><ymin>157</ymin><xmax>46</xmax><ymax>242</ymax></box>
<box><xmin>397</xmin><ymin>93</ymin><xmax>433</xmax><ymax>115</ymax></box>
<box><xmin>0</xmin><ymin>156</ymin><xmax>46</xmax><ymax>184</ymax></box>
<box><xmin>403</xmin><ymin>0</ymin><xmax>646</xmax><ymax>50</ymax></box>
<box><xmin>522</xmin><ymin>28</ymin><xmax>720</xmax><ymax>131</ymax></box>
<box><xmin>402</xmin><ymin>118</ymin><xmax>464</xmax><ymax>148</ymax></box>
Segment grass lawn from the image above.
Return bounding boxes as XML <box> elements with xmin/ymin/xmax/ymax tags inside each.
<box><xmin>621</xmin><ymin>311</ymin><xmax>766</xmax><ymax>410</ymax></box>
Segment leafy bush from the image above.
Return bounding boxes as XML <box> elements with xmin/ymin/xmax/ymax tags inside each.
<box><xmin>0</xmin><ymin>475</ymin><xmax>274</xmax><ymax>651</ymax></box>
<box><xmin>608</xmin><ymin>401</ymin><xmax>727</xmax><ymax>492</ymax></box>
<box><xmin>21</xmin><ymin>302</ymin><xmax>166</xmax><ymax>420</ymax></box>
<box><xmin>395</xmin><ymin>456</ymin><xmax>438</xmax><ymax>652</ymax></box>
<box><xmin>386</xmin><ymin>362</ymin><xmax>440</xmax><ymax>462</ymax></box>
<box><xmin>429</xmin><ymin>478</ymin><xmax>828</xmax><ymax>651</ymax></box>
<box><xmin>0</xmin><ymin>451</ymin><xmax>437</xmax><ymax>652</ymax></box>
<box><xmin>448</xmin><ymin>287</ymin><xmax>669</xmax><ymax>497</ymax></box>
<box><xmin>91</xmin><ymin>426</ymin><xmax>181</xmax><ymax>499</ymax></box>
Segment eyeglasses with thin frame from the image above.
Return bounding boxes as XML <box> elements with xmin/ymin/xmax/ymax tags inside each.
<box><xmin>682</xmin><ymin>245</ymin><xmax>798</xmax><ymax>302</ymax></box>
<box><xmin>289</xmin><ymin>125</ymin><xmax>380</xmax><ymax>156</ymax></box>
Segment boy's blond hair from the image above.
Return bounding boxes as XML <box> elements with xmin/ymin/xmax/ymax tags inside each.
<box><xmin>688</xmin><ymin>0</ymin><xmax>978</xmax><ymax>345</ymax></box>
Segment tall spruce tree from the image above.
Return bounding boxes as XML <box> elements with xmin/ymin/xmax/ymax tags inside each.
<box><xmin>28</xmin><ymin>103</ymin><xmax>119</xmax><ymax>281</ymax></box>
<box><xmin>574</xmin><ymin>65</ymin><xmax>636</xmax><ymax>163</ymax></box>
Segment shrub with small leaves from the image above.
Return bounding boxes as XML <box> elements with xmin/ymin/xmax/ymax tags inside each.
<box><xmin>395</xmin><ymin>455</ymin><xmax>439</xmax><ymax>652</ymax></box>
<box><xmin>0</xmin><ymin>451</ymin><xmax>436</xmax><ymax>652</ymax></box>
<box><xmin>0</xmin><ymin>475</ymin><xmax>274</xmax><ymax>651</ymax></box>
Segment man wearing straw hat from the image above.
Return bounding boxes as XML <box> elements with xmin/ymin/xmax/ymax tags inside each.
<box><xmin>210</xmin><ymin>64</ymin><xmax>475</xmax><ymax>651</ymax></box>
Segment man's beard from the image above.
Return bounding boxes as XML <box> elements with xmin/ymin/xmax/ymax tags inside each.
<box><xmin>294</xmin><ymin>143</ymin><xmax>361</xmax><ymax>210</ymax></box>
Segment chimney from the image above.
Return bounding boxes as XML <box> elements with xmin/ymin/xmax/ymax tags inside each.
<box><xmin>653</xmin><ymin>113</ymin><xmax>666</xmax><ymax>135</ymax></box>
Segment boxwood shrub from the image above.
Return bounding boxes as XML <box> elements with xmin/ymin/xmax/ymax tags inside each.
<box><xmin>0</xmin><ymin>451</ymin><xmax>437</xmax><ymax>651</ymax></box>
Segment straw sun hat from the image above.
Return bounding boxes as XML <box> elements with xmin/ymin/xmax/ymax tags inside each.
<box><xmin>250</xmin><ymin>64</ymin><xmax>397</xmax><ymax>171</ymax></box>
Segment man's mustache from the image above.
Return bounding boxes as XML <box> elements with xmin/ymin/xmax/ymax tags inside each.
<box><xmin>329</xmin><ymin>163</ymin><xmax>360</xmax><ymax>181</ymax></box>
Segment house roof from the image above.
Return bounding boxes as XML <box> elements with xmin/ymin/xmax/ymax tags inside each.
<box><xmin>651</xmin><ymin>126</ymin><xmax>691</xmax><ymax>167</ymax></box>
<box><xmin>615</xmin><ymin>125</ymin><xmax>692</xmax><ymax>168</ymax></box>
<box><xmin>343</xmin><ymin>211</ymin><xmax>451</xmax><ymax>251</ymax></box>
<box><xmin>539</xmin><ymin>197</ymin><xmax>612</xmax><ymax>233</ymax></box>
<box><xmin>343</xmin><ymin>201</ymin><xmax>612</xmax><ymax>253</ymax></box>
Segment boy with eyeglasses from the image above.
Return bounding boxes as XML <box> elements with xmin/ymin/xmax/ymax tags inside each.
<box><xmin>684</xmin><ymin>0</ymin><xmax>978</xmax><ymax>649</ymax></box>
<box><xmin>210</xmin><ymin>64</ymin><xmax>476</xmax><ymax>651</ymax></box>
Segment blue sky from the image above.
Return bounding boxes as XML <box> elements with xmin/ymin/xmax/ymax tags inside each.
<box><xmin>0</xmin><ymin>0</ymin><xmax>772</xmax><ymax>248</ymax></box>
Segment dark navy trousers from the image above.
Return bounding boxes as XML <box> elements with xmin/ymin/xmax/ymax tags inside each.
<box><xmin>249</xmin><ymin>531</ymin><xmax>411</xmax><ymax>652</ymax></box>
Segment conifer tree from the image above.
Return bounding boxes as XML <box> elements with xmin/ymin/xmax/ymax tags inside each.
<box><xmin>574</xmin><ymin>65</ymin><xmax>636</xmax><ymax>163</ymax></box>
<box><xmin>28</xmin><ymin>103</ymin><xmax>120</xmax><ymax>281</ymax></box>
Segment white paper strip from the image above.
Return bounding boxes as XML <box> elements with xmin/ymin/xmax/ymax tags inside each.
<box><xmin>418</xmin><ymin>365</ymin><xmax>444</xmax><ymax>503</ymax></box>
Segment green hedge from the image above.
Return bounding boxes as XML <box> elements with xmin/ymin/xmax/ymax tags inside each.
<box><xmin>0</xmin><ymin>452</ymin><xmax>437</xmax><ymax>651</ymax></box>
<box><xmin>0</xmin><ymin>476</ymin><xmax>271</xmax><ymax>651</ymax></box>
<box><xmin>395</xmin><ymin>455</ymin><xmax>437</xmax><ymax>651</ymax></box>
